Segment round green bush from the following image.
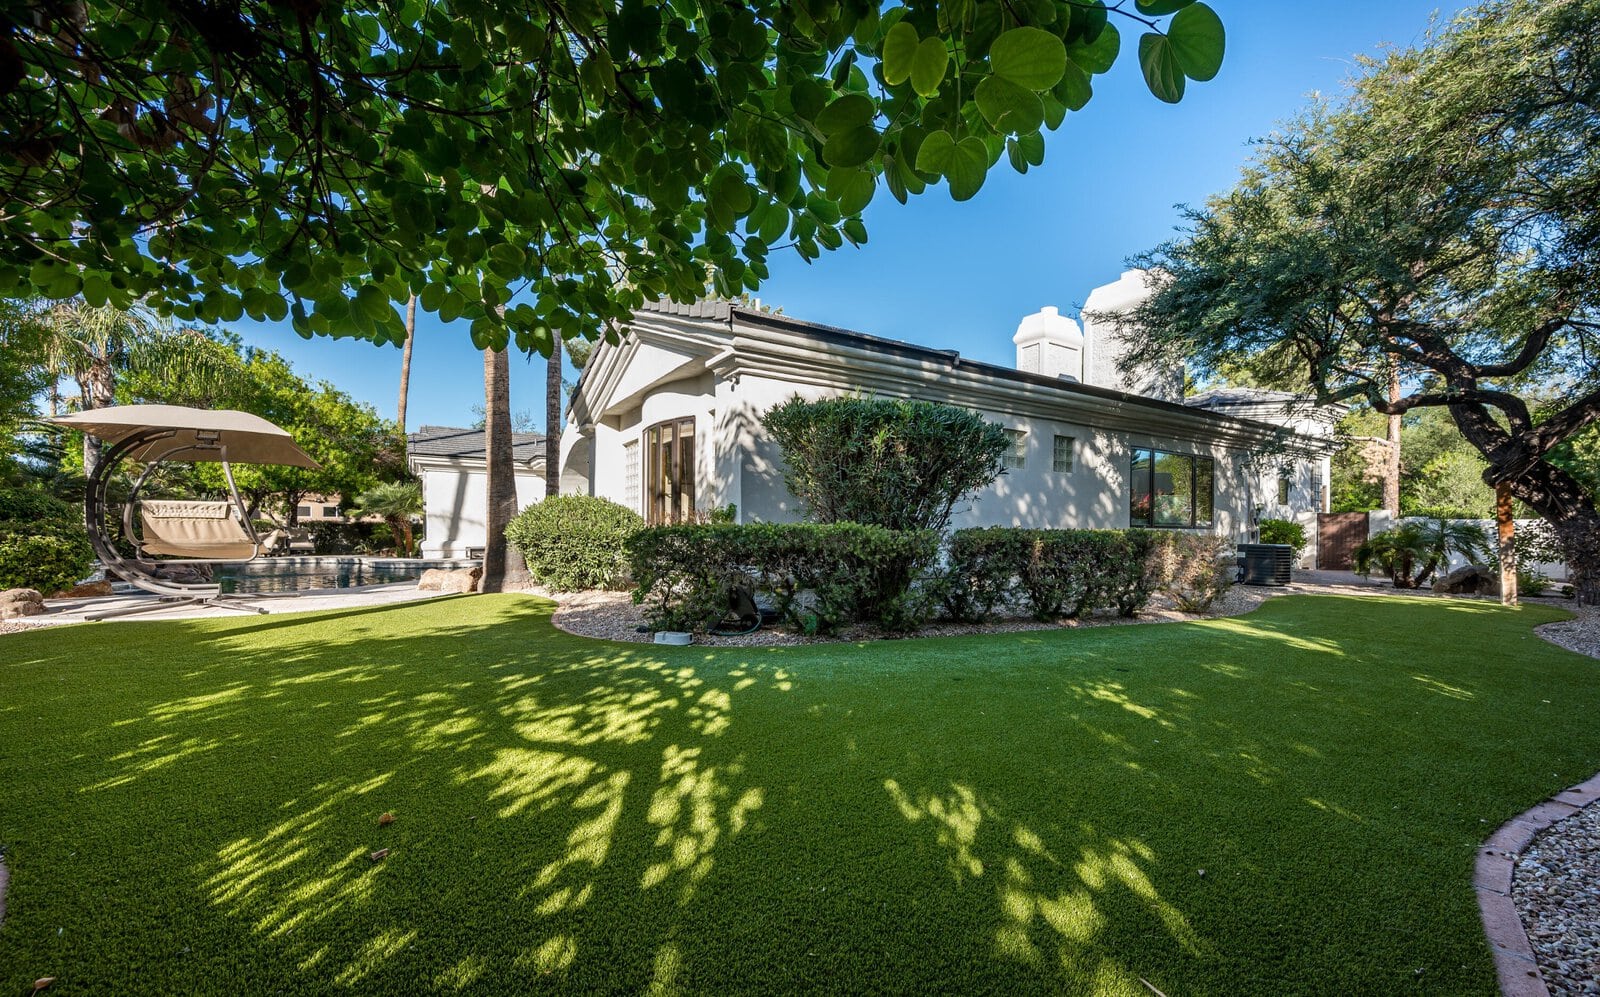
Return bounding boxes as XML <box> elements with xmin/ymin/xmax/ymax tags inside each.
<box><xmin>0</xmin><ymin>520</ymin><xmax>95</xmax><ymax>595</ymax></box>
<box><xmin>0</xmin><ymin>487</ymin><xmax>77</xmax><ymax>524</ymax></box>
<box><xmin>506</xmin><ymin>495</ymin><xmax>644</xmax><ymax>591</ymax></box>
<box><xmin>1258</xmin><ymin>518</ymin><xmax>1308</xmax><ymax>560</ymax></box>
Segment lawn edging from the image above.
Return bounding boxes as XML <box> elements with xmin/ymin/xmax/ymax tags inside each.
<box><xmin>1478</xmin><ymin>772</ymin><xmax>1600</xmax><ymax>996</ymax></box>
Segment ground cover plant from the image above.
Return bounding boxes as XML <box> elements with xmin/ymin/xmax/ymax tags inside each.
<box><xmin>0</xmin><ymin>595</ymin><xmax>1595</xmax><ymax>994</ymax></box>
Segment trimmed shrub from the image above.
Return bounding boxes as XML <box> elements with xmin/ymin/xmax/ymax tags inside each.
<box><xmin>1148</xmin><ymin>533</ymin><xmax>1235</xmax><ymax>613</ymax></box>
<box><xmin>1257</xmin><ymin>518</ymin><xmax>1307</xmax><ymax>562</ymax></box>
<box><xmin>507</xmin><ymin>495</ymin><xmax>644</xmax><ymax>591</ymax></box>
<box><xmin>627</xmin><ymin>522</ymin><xmax>939</xmax><ymax>634</ymax></box>
<box><xmin>0</xmin><ymin>520</ymin><xmax>94</xmax><ymax>594</ymax></box>
<box><xmin>761</xmin><ymin>396</ymin><xmax>1010</xmax><ymax>532</ymax></box>
<box><xmin>0</xmin><ymin>487</ymin><xmax>77</xmax><ymax>524</ymax></box>
<box><xmin>937</xmin><ymin>528</ymin><xmax>1164</xmax><ymax>622</ymax></box>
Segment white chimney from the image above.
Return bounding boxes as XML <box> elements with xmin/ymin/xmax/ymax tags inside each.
<box><xmin>1013</xmin><ymin>306</ymin><xmax>1085</xmax><ymax>382</ymax></box>
<box><xmin>1081</xmin><ymin>269</ymin><xmax>1182</xmax><ymax>401</ymax></box>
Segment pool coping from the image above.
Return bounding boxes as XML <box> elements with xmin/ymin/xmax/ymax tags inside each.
<box><xmin>1476</xmin><ymin>771</ymin><xmax>1600</xmax><ymax>997</ymax></box>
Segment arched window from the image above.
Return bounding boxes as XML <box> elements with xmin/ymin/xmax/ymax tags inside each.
<box><xmin>645</xmin><ymin>418</ymin><xmax>695</xmax><ymax>524</ymax></box>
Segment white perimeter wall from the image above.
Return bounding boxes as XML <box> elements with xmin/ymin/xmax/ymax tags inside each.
<box><xmin>418</xmin><ymin>462</ymin><xmax>546</xmax><ymax>557</ymax></box>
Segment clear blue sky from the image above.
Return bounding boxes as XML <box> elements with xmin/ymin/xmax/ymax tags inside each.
<box><xmin>231</xmin><ymin>1</ymin><xmax>1473</xmax><ymax>433</ymax></box>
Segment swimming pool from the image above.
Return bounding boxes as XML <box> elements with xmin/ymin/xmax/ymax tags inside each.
<box><xmin>210</xmin><ymin>558</ymin><xmax>478</xmax><ymax>594</ymax></box>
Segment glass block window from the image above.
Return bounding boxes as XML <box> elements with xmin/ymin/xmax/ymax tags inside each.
<box><xmin>1052</xmin><ymin>435</ymin><xmax>1074</xmax><ymax>472</ymax></box>
<box><xmin>1003</xmin><ymin>429</ymin><xmax>1026</xmax><ymax>470</ymax></box>
<box><xmin>624</xmin><ymin>439</ymin><xmax>641</xmax><ymax>513</ymax></box>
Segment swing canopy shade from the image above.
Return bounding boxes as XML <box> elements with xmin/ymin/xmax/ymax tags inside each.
<box><xmin>51</xmin><ymin>404</ymin><xmax>320</xmax><ymax>468</ymax></box>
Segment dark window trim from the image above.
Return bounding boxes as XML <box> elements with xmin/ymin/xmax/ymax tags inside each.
<box><xmin>1130</xmin><ymin>448</ymin><xmax>1216</xmax><ymax>530</ymax></box>
<box><xmin>644</xmin><ymin>417</ymin><xmax>696</xmax><ymax>525</ymax></box>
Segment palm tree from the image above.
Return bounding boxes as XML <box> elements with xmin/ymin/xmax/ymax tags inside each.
<box><xmin>352</xmin><ymin>480</ymin><xmax>422</xmax><ymax>556</ymax></box>
<box><xmin>30</xmin><ymin>300</ymin><xmax>242</xmax><ymax>478</ymax></box>
<box><xmin>544</xmin><ymin>339</ymin><xmax>561</xmax><ymax>499</ymax></box>
<box><xmin>397</xmin><ymin>294</ymin><xmax>416</xmax><ymax>448</ymax></box>
<box><xmin>1354</xmin><ymin>517</ymin><xmax>1491</xmax><ymax>588</ymax></box>
<box><xmin>480</xmin><ymin>347</ymin><xmax>529</xmax><ymax>591</ymax></box>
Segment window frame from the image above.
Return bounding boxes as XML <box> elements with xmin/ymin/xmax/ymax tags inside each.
<box><xmin>1002</xmin><ymin>429</ymin><xmax>1027</xmax><ymax>470</ymax></box>
<box><xmin>1052</xmin><ymin>434</ymin><xmax>1074</xmax><ymax>473</ymax></box>
<box><xmin>644</xmin><ymin>417</ymin><xmax>696</xmax><ymax>525</ymax></box>
<box><xmin>1129</xmin><ymin>448</ymin><xmax>1216</xmax><ymax>529</ymax></box>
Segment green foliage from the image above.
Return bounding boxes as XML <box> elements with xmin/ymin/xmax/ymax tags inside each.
<box><xmin>936</xmin><ymin>528</ymin><xmax>1188</xmax><ymax>622</ymax></box>
<box><xmin>352</xmin><ymin>480</ymin><xmax>423</xmax><ymax>556</ymax></box>
<box><xmin>0</xmin><ymin>486</ymin><xmax>77</xmax><ymax>524</ymax></box>
<box><xmin>0</xmin><ymin>519</ymin><xmax>94</xmax><ymax>594</ymax></box>
<box><xmin>627</xmin><ymin>522</ymin><xmax>939</xmax><ymax>634</ymax></box>
<box><xmin>1148</xmin><ymin>532</ymin><xmax>1235</xmax><ymax>612</ymax></box>
<box><xmin>302</xmin><ymin>521</ymin><xmax>394</xmax><ymax>556</ymax></box>
<box><xmin>506</xmin><ymin>496</ymin><xmax>644</xmax><ymax>592</ymax></box>
<box><xmin>1119</xmin><ymin>0</ymin><xmax>1600</xmax><ymax>598</ymax></box>
<box><xmin>761</xmin><ymin>396</ymin><xmax>1010</xmax><ymax>532</ymax></box>
<box><xmin>1257</xmin><ymin>518</ymin><xmax>1307</xmax><ymax>561</ymax></box>
<box><xmin>1353</xmin><ymin>519</ymin><xmax>1491</xmax><ymax>589</ymax></box>
<box><xmin>0</xmin><ymin>2</ymin><xmax>1222</xmax><ymax>352</ymax></box>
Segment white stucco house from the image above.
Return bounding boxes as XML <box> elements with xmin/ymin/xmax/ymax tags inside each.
<box><xmin>557</xmin><ymin>271</ymin><xmax>1343</xmax><ymax>564</ymax></box>
<box><xmin>407</xmin><ymin>425</ymin><xmax>547</xmax><ymax>557</ymax></box>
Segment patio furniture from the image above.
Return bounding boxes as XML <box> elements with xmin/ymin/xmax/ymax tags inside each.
<box><xmin>50</xmin><ymin>404</ymin><xmax>320</xmax><ymax>621</ymax></box>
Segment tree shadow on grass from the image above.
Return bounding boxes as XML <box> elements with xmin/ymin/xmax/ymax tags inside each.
<box><xmin>0</xmin><ymin>594</ymin><xmax>1594</xmax><ymax>994</ymax></box>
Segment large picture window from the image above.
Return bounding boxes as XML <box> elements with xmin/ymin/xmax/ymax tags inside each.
<box><xmin>645</xmin><ymin>418</ymin><xmax>695</xmax><ymax>524</ymax></box>
<box><xmin>1130</xmin><ymin>448</ymin><xmax>1215</xmax><ymax>528</ymax></box>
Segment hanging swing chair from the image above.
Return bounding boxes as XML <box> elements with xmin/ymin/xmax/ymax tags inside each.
<box><xmin>50</xmin><ymin>404</ymin><xmax>320</xmax><ymax>621</ymax></box>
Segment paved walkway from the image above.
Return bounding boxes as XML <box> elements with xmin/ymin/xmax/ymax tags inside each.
<box><xmin>14</xmin><ymin>581</ymin><xmax>446</xmax><ymax>626</ymax></box>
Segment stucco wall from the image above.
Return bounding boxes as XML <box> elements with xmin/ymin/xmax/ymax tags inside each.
<box><xmin>418</xmin><ymin>462</ymin><xmax>546</xmax><ymax>557</ymax></box>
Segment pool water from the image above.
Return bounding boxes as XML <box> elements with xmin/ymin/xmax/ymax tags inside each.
<box><xmin>211</xmin><ymin>558</ymin><xmax>473</xmax><ymax>594</ymax></box>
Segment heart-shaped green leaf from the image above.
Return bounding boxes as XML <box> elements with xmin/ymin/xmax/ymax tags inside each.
<box><xmin>946</xmin><ymin>136</ymin><xmax>990</xmax><ymax>201</ymax></box>
<box><xmin>1067</xmin><ymin>21</ymin><xmax>1120</xmax><ymax>75</ymax></box>
<box><xmin>989</xmin><ymin>27</ymin><xmax>1067</xmax><ymax>91</ymax></box>
<box><xmin>814</xmin><ymin>93</ymin><xmax>875</xmax><ymax>135</ymax></box>
<box><xmin>1054</xmin><ymin>59</ymin><xmax>1092</xmax><ymax>111</ymax></box>
<box><xmin>1168</xmin><ymin>2</ymin><xmax>1224</xmax><ymax>82</ymax></box>
<box><xmin>910</xmin><ymin>37</ymin><xmax>949</xmax><ymax>97</ymax></box>
<box><xmin>881</xmin><ymin>21</ymin><xmax>919</xmax><ymax>86</ymax></box>
<box><xmin>823</xmin><ymin>125</ymin><xmax>881</xmax><ymax>168</ymax></box>
<box><xmin>915</xmin><ymin>129</ymin><xmax>956</xmax><ymax>173</ymax></box>
<box><xmin>1138</xmin><ymin>33</ymin><xmax>1186</xmax><ymax>103</ymax></box>
<box><xmin>975</xmin><ymin>76</ymin><xmax>1044</xmax><ymax>134</ymax></box>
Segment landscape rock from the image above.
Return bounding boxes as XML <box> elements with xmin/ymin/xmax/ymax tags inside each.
<box><xmin>1433</xmin><ymin>563</ymin><xmax>1500</xmax><ymax>595</ymax></box>
<box><xmin>49</xmin><ymin>580</ymin><xmax>114</xmax><ymax>600</ymax></box>
<box><xmin>0</xmin><ymin>588</ymin><xmax>46</xmax><ymax>619</ymax></box>
<box><xmin>418</xmin><ymin>567</ymin><xmax>481</xmax><ymax>594</ymax></box>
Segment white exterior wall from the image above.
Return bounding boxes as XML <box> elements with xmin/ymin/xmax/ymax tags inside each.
<box><xmin>572</xmin><ymin>366</ymin><xmax>1315</xmax><ymax>542</ymax></box>
<box><xmin>417</xmin><ymin>461</ymin><xmax>546</xmax><ymax>557</ymax></box>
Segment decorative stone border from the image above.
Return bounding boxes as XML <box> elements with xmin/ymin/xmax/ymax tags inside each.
<box><xmin>1477</xmin><ymin>772</ymin><xmax>1600</xmax><ymax>996</ymax></box>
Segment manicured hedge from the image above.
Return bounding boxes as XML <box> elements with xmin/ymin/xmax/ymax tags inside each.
<box><xmin>507</xmin><ymin>495</ymin><xmax>644</xmax><ymax>591</ymax></box>
<box><xmin>939</xmin><ymin>528</ymin><xmax>1236</xmax><ymax>621</ymax></box>
<box><xmin>1258</xmin><ymin>518</ymin><xmax>1308</xmax><ymax>562</ymax></box>
<box><xmin>627</xmin><ymin>522</ymin><xmax>940</xmax><ymax>634</ymax></box>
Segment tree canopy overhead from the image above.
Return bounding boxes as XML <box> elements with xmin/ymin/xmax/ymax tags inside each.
<box><xmin>2</xmin><ymin>0</ymin><xmax>1224</xmax><ymax>353</ymax></box>
<box><xmin>1115</xmin><ymin>0</ymin><xmax>1600</xmax><ymax>600</ymax></box>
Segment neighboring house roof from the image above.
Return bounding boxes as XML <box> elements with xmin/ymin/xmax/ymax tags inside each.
<box><xmin>408</xmin><ymin>425</ymin><xmax>546</xmax><ymax>466</ymax></box>
<box><xmin>575</xmin><ymin>300</ymin><xmax>1338</xmax><ymax>454</ymax></box>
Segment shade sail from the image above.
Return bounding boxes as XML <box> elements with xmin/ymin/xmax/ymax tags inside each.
<box><xmin>50</xmin><ymin>405</ymin><xmax>321</xmax><ymax>468</ymax></box>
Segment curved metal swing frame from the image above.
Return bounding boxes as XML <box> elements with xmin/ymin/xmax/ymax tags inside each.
<box><xmin>83</xmin><ymin>427</ymin><xmax>269</xmax><ymax>618</ymax></box>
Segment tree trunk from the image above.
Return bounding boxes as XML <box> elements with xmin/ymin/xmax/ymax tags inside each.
<box><xmin>1383</xmin><ymin>363</ymin><xmax>1401</xmax><ymax>517</ymax></box>
<box><xmin>1496</xmin><ymin>482</ymin><xmax>1517</xmax><ymax>607</ymax></box>
<box><xmin>1497</xmin><ymin>458</ymin><xmax>1600</xmax><ymax>606</ymax></box>
<box><xmin>79</xmin><ymin>358</ymin><xmax>117</xmax><ymax>480</ymax></box>
<box><xmin>545</xmin><ymin>338</ymin><xmax>561</xmax><ymax>499</ymax></box>
<box><xmin>398</xmin><ymin>294</ymin><xmax>416</xmax><ymax>447</ymax></box>
<box><xmin>481</xmin><ymin>348</ymin><xmax>530</xmax><ymax>592</ymax></box>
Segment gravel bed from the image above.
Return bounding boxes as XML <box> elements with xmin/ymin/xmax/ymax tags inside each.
<box><xmin>1536</xmin><ymin>605</ymin><xmax>1600</xmax><ymax>661</ymax></box>
<box><xmin>0</xmin><ymin>620</ymin><xmax>46</xmax><ymax>637</ymax></box>
<box><xmin>1514</xmin><ymin>801</ymin><xmax>1600</xmax><ymax>996</ymax></box>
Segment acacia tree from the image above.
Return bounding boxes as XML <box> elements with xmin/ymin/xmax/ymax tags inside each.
<box><xmin>1117</xmin><ymin>0</ymin><xmax>1600</xmax><ymax>603</ymax></box>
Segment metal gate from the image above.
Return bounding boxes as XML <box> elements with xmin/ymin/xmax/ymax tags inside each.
<box><xmin>1317</xmin><ymin>512</ymin><xmax>1370</xmax><ymax>570</ymax></box>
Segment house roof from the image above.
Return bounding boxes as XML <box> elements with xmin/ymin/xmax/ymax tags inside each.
<box><xmin>408</xmin><ymin>425</ymin><xmax>546</xmax><ymax>464</ymax></box>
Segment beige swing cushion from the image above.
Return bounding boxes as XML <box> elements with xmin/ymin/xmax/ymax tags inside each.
<box><xmin>138</xmin><ymin>500</ymin><xmax>259</xmax><ymax>559</ymax></box>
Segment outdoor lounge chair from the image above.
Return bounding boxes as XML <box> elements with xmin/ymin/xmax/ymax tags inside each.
<box><xmin>50</xmin><ymin>404</ymin><xmax>321</xmax><ymax>621</ymax></box>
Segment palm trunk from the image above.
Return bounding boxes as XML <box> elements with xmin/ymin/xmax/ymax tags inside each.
<box><xmin>79</xmin><ymin>358</ymin><xmax>117</xmax><ymax>480</ymax></box>
<box><xmin>398</xmin><ymin>295</ymin><xmax>416</xmax><ymax>446</ymax></box>
<box><xmin>545</xmin><ymin>338</ymin><xmax>561</xmax><ymax>499</ymax></box>
<box><xmin>481</xmin><ymin>348</ymin><xmax>530</xmax><ymax>592</ymax></box>
<box><xmin>1384</xmin><ymin>363</ymin><xmax>1401</xmax><ymax>517</ymax></box>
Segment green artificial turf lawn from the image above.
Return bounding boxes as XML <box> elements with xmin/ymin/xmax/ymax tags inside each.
<box><xmin>0</xmin><ymin>595</ymin><xmax>1595</xmax><ymax>994</ymax></box>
